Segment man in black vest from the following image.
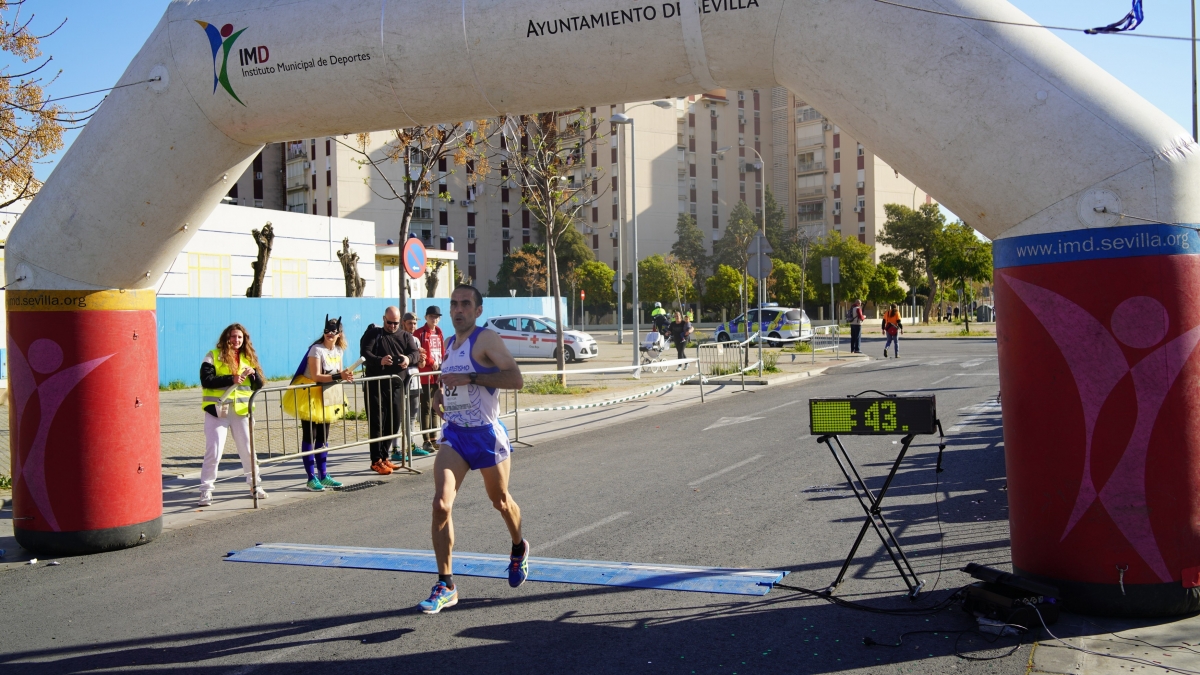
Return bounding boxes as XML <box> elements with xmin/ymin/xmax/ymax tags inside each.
<box><xmin>360</xmin><ymin>306</ymin><xmax>423</xmax><ymax>475</ymax></box>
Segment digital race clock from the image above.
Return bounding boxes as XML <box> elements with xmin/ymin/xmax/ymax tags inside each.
<box><xmin>809</xmin><ymin>396</ymin><xmax>938</xmax><ymax>435</ymax></box>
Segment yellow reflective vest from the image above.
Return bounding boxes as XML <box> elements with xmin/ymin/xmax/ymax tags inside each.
<box><xmin>202</xmin><ymin>349</ymin><xmax>255</xmax><ymax>417</ymax></box>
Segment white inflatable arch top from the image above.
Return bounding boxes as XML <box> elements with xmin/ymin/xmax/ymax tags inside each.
<box><xmin>9</xmin><ymin>0</ymin><xmax>1200</xmax><ymax>616</ymax></box>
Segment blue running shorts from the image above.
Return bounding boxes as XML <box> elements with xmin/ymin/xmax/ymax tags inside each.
<box><xmin>437</xmin><ymin>420</ymin><xmax>512</xmax><ymax>470</ymax></box>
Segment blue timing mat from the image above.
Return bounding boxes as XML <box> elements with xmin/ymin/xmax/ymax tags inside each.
<box><xmin>225</xmin><ymin>543</ymin><xmax>787</xmax><ymax>596</ymax></box>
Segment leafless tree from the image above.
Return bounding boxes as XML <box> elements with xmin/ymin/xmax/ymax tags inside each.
<box><xmin>340</xmin><ymin>122</ymin><xmax>495</xmax><ymax>308</ymax></box>
<box><xmin>245</xmin><ymin>222</ymin><xmax>273</xmax><ymax>297</ymax></box>
<box><xmin>500</xmin><ymin>112</ymin><xmax>607</xmax><ymax>382</ymax></box>
<box><xmin>336</xmin><ymin>237</ymin><xmax>366</xmax><ymax>297</ymax></box>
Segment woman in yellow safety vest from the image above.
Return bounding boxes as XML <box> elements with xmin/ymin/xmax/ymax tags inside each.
<box><xmin>198</xmin><ymin>324</ymin><xmax>267</xmax><ymax>506</ymax></box>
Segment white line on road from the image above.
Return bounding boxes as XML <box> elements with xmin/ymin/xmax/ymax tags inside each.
<box><xmin>688</xmin><ymin>455</ymin><xmax>763</xmax><ymax>487</ymax></box>
<box><xmin>535</xmin><ymin>512</ymin><xmax>631</xmax><ymax>553</ymax></box>
<box><xmin>960</xmin><ymin>359</ymin><xmax>989</xmax><ymax>367</ymax></box>
<box><xmin>763</xmin><ymin>400</ymin><xmax>802</xmax><ymax>413</ymax></box>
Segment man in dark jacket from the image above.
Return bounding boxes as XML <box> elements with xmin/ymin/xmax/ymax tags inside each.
<box><xmin>360</xmin><ymin>306</ymin><xmax>424</xmax><ymax>474</ymax></box>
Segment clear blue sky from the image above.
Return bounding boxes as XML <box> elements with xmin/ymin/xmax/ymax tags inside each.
<box><xmin>11</xmin><ymin>0</ymin><xmax>1199</xmax><ymax>183</ymax></box>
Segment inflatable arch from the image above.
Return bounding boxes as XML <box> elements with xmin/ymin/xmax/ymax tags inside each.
<box><xmin>7</xmin><ymin>0</ymin><xmax>1200</xmax><ymax>615</ymax></box>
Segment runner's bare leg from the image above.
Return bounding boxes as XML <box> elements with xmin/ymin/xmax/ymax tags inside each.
<box><xmin>431</xmin><ymin>445</ymin><xmax>470</xmax><ymax>575</ymax></box>
<box><xmin>480</xmin><ymin>458</ymin><xmax>522</xmax><ymax>545</ymax></box>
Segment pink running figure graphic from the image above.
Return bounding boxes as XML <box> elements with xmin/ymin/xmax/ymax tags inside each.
<box><xmin>1002</xmin><ymin>274</ymin><xmax>1200</xmax><ymax>583</ymax></box>
<box><xmin>7</xmin><ymin>337</ymin><xmax>113</xmax><ymax>532</ymax></box>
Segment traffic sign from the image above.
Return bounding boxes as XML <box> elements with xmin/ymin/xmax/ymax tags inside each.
<box><xmin>581</xmin><ymin>289</ymin><xmax>586</xmax><ymax>300</ymax></box>
<box><xmin>821</xmin><ymin>256</ymin><xmax>840</xmax><ymax>285</ymax></box>
<box><xmin>403</xmin><ymin>237</ymin><xmax>427</xmax><ymax>279</ymax></box>
<box><xmin>747</xmin><ymin>254</ymin><xmax>773</xmax><ymax>280</ymax></box>
<box><xmin>746</xmin><ymin>233</ymin><xmax>774</xmax><ymax>256</ymax></box>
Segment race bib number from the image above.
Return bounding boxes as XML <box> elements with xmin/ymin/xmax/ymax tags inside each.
<box><xmin>442</xmin><ymin>383</ymin><xmax>472</xmax><ymax>416</ymax></box>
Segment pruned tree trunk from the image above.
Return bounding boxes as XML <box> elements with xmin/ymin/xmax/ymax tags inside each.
<box><xmin>337</xmin><ymin>237</ymin><xmax>366</xmax><ymax>297</ymax></box>
<box><xmin>425</xmin><ymin>260</ymin><xmax>443</xmax><ymax>297</ymax></box>
<box><xmin>246</xmin><ymin>222</ymin><xmax>274</xmax><ymax>297</ymax></box>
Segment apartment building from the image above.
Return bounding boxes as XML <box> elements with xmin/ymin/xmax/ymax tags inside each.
<box><xmin>785</xmin><ymin>96</ymin><xmax>933</xmax><ymax>259</ymax></box>
<box><xmin>233</xmin><ymin>90</ymin><xmax>932</xmax><ymax>292</ymax></box>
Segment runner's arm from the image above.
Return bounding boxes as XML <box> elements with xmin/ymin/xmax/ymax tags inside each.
<box><xmin>441</xmin><ymin>329</ymin><xmax>523</xmax><ymax>390</ymax></box>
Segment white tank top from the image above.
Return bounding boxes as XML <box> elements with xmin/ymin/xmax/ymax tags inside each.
<box><xmin>441</xmin><ymin>326</ymin><xmax>501</xmax><ymax>428</ymax></box>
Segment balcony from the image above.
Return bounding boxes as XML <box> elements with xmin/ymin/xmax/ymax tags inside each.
<box><xmin>797</xmin><ymin>210</ymin><xmax>825</xmax><ymax>223</ymax></box>
<box><xmin>285</xmin><ymin>178</ymin><xmax>309</xmax><ymax>192</ymax></box>
<box><xmin>795</xmin><ymin>134</ymin><xmax>825</xmax><ymax>149</ymax></box>
<box><xmin>286</xmin><ymin>145</ymin><xmax>310</xmax><ymax>162</ymax></box>
<box><xmin>795</xmin><ymin>107</ymin><xmax>823</xmax><ymax>124</ymax></box>
<box><xmin>796</xmin><ymin>186</ymin><xmax>826</xmax><ymax>198</ymax></box>
<box><xmin>796</xmin><ymin>161</ymin><xmax>825</xmax><ymax>175</ymax></box>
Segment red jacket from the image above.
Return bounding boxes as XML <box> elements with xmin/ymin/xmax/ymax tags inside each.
<box><xmin>412</xmin><ymin>324</ymin><xmax>446</xmax><ymax>385</ymax></box>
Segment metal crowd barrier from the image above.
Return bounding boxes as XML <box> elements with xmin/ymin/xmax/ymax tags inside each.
<box><xmin>810</xmin><ymin>325</ymin><xmax>841</xmax><ymax>363</ymax></box>
<box><xmin>697</xmin><ymin>340</ymin><xmax>752</xmax><ymax>392</ymax></box>
<box><xmin>247</xmin><ymin>373</ymin><xmax>415</xmax><ymax>508</ymax></box>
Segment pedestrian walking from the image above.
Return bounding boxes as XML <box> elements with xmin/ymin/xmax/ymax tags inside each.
<box><xmin>846</xmin><ymin>299</ymin><xmax>865</xmax><ymax>353</ymax></box>
<box><xmin>197</xmin><ymin>324</ymin><xmax>267</xmax><ymax>506</ymax></box>
<box><xmin>360</xmin><ymin>306</ymin><xmax>423</xmax><ymax>475</ymax></box>
<box><xmin>413</xmin><ymin>305</ymin><xmax>446</xmax><ymax>453</ymax></box>
<box><xmin>295</xmin><ymin>316</ymin><xmax>354</xmax><ymax>490</ymax></box>
<box><xmin>668</xmin><ymin>310</ymin><xmax>693</xmax><ymax>370</ymax></box>
<box><xmin>882</xmin><ymin>303</ymin><xmax>903</xmax><ymax>358</ymax></box>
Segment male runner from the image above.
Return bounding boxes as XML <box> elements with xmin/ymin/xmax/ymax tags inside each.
<box><xmin>419</xmin><ymin>285</ymin><xmax>527</xmax><ymax>614</ymax></box>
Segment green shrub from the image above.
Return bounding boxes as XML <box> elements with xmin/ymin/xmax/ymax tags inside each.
<box><xmin>0</xmin><ymin>473</ymin><xmax>11</xmax><ymax>490</ymax></box>
<box><xmin>341</xmin><ymin>409</ymin><xmax>369</xmax><ymax>421</ymax></box>
<box><xmin>159</xmin><ymin>380</ymin><xmax>190</xmax><ymax>391</ymax></box>
<box><xmin>763</xmin><ymin>352</ymin><xmax>781</xmax><ymax>373</ymax></box>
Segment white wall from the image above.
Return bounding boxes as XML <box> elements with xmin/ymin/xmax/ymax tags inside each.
<box><xmin>156</xmin><ymin>204</ymin><xmax>375</xmax><ymax>298</ymax></box>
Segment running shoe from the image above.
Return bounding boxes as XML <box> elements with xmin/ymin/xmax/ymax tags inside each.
<box><xmin>197</xmin><ymin>491</ymin><xmax>212</xmax><ymax>507</ymax></box>
<box><xmin>418</xmin><ymin>581</ymin><xmax>458</xmax><ymax>614</ymax></box>
<box><xmin>254</xmin><ymin>488</ymin><xmax>268</xmax><ymax>500</ymax></box>
<box><xmin>412</xmin><ymin>445</ymin><xmax>432</xmax><ymax>457</ymax></box>
<box><xmin>384</xmin><ymin>458</ymin><xmax>400</xmax><ymax>470</ymax></box>
<box><xmin>305</xmin><ymin>478</ymin><xmax>325</xmax><ymax>491</ymax></box>
<box><xmin>508</xmin><ymin>539</ymin><xmax>530</xmax><ymax>588</ymax></box>
<box><xmin>371</xmin><ymin>460</ymin><xmax>392</xmax><ymax>476</ymax></box>
<box><xmin>883</xmin><ymin>349</ymin><xmax>888</xmax><ymax>358</ymax></box>
<box><xmin>390</xmin><ymin>449</ymin><xmax>405</xmax><ymax>464</ymax></box>
<box><xmin>319</xmin><ymin>475</ymin><xmax>343</xmax><ymax>488</ymax></box>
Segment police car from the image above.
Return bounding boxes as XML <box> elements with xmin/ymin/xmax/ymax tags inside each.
<box><xmin>715</xmin><ymin>304</ymin><xmax>813</xmax><ymax>346</ymax></box>
<box><xmin>487</xmin><ymin>314</ymin><xmax>599</xmax><ymax>362</ymax></box>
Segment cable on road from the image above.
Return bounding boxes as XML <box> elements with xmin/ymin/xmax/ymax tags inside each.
<box><xmin>863</xmin><ymin>628</ymin><xmax>1030</xmax><ymax>662</ymax></box>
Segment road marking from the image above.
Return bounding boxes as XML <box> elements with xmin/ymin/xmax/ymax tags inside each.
<box><xmin>535</xmin><ymin>512</ymin><xmax>631</xmax><ymax>553</ymax></box>
<box><xmin>960</xmin><ymin>359</ymin><xmax>989</xmax><ymax>368</ymax></box>
<box><xmin>703</xmin><ymin>416</ymin><xmax>765</xmax><ymax>431</ymax></box>
<box><xmin>923</xmin><ymin>358</ymin><xmax>958</xmax><ymax>366</ymax></box>
<box><xmin>949</xmin><ymin>399</ymin><xmax>1002</xmax><ymax>433</ymax></box>
<box><xmin>838</xmin><ymin>360</ymin><xmax>873</xmax><ymax>368</ymax></box>
<box><xmin>689</xmin><ymin>454</ymin><xmax>763</xmax><ymax>487</ymax></box>
<box><xmin>763</xmin><ymin>400</ymin><xmax>802</xmax><ymax>413</ymax></box>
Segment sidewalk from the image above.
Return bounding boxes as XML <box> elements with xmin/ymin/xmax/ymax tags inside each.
<box><xmin>1029</xmin><ymin>611</ymin><xmax>1200</xmax><ymax>674</ymax></box>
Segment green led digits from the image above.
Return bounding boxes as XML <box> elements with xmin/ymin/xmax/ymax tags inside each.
<box><xmin>811</xmin><ymin>400</ymin><xmax>856</xmax><ymax>433</ymax></box>
<box><xmin>809</xmin><ymin>396</ymin><xmax>937</xmax><ymax>435</ymax></box>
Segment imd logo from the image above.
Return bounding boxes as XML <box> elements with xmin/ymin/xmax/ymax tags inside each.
<box><xmin>196</xmin><ymin>21</ymin><xmax>266</xmax><ymax>106</ymax></box>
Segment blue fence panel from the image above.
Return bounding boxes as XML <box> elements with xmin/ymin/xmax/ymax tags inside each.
<box><xmin>156</xmin><ymin>296</ymin><xmax>565</xmax><ymax>386</ymax></box>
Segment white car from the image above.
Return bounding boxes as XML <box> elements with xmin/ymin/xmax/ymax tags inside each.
<box><xmin>487</xmin><ymin>314</ymin><xmax>600</xmax><ymax>362</ymax></box>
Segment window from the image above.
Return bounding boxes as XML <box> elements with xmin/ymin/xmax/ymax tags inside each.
<box><xmin>311</xmin><ymin>174</ymin><xmax>317</xmax><ymax>190</ymax></box>
<box><xmin>468</xmin><ymin>253</ymin><xmax>476</xmax><ymax>266</ymax></box>
<box><xmin>711</xmin><ymin>157</ymin><xmax>717</xmax><ymax>166</ymax></box>
<box><xmin>834</xmin><ymin>150</ymin><xmax>841</xmax><ymax>160</ymax></box>
<box><xmin>857</xmin><ymin>196</ymin><xmax>866</xmax><ymax>210</ymax></box>
<box><xmin>467</xmin><ymin>226</ymin><xmax>476</xmax><ymax>239</ymax></box>
<box><xmin>439</xmin><ymin>210</ymin><xmax>448</xmax><ymax>226</ymax></box>
<box><xmin>187</xmin><ymin>253</ymin><xmax>231</xmax><ymax>297</ymax></box>
<box><xmin>439</xmin><ymin>158</ymin><xmax>447</xmax><ymax>172</ymax></box>
<box><xmin>712</xmin><ymin>179</ymin><xmax>719</xmax><ymax>191</ymax></box>
<box><xmin>325</xmin><ymin>139</ymin><xmax>331</xmax><ymax>156</ymax></box>
<box><xmin>857</xmin><ymin>144</ymin><xmax>864</xmax><ymax>156</ymax></box>
<box><xmin>493</xmin><ymin>317</ymin><xmax>518</xmax><ymax>331</ymax></box>
<box><xmin>834</xmin><ymin>198</ymin><xmax>842</xmax><ymax>212</ymax></box>
<box><xmin>712</xmin><ymin>205</ymin><xmax>719</xmax><ymax>216</ymax></box>
<box><xmin>270</xmin><ymin>258</ymin><xmax>308</xmax><ymax>298</ymax></box>
<box><xmin>326</xmin><ymin>199</ymin><xmax>332</xmax><ymax>216</ymax></box>
<box><xmin>326</xmin><ymin>170</ymin><xmax>331</xmax><ymax>187</ymax></box>
<box><xmin>739</xmin><ymin>181</ymin><xmax>746</xmax><ymax>194</ymax></box>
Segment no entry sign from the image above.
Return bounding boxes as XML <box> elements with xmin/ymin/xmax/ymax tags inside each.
<box><xmin>403</xmin><ymin>237</ymin><xmax>427</xmax><ymax>279</ymax></box>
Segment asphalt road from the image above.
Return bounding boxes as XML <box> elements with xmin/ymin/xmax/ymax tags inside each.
<box><xmin>0</xmin><ymin>336</ymin><xmax>1019</xmax><ymax>675</ymax></box>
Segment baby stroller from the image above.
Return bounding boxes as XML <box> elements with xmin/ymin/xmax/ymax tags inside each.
<box><xmin>640</xmin><ymin>327</ymin><xmax>670</xmax><ymax>373</ymax></box>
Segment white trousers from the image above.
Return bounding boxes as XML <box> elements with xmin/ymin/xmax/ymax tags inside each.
<box><xmin>200</xmin><ymin>413</ymin><xmax>260</xmax><ymax>492</ymax></box>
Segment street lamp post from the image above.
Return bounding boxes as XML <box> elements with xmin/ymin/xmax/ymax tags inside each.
<box><xmin>611</xmin><ymin>100</ymin><xmax>672</xmax><ymax>366</ymax></box>
<box><xmin>720</xmin><ymin>146</ymin><xmax>768</xmax><ymax>376</ymax></box>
